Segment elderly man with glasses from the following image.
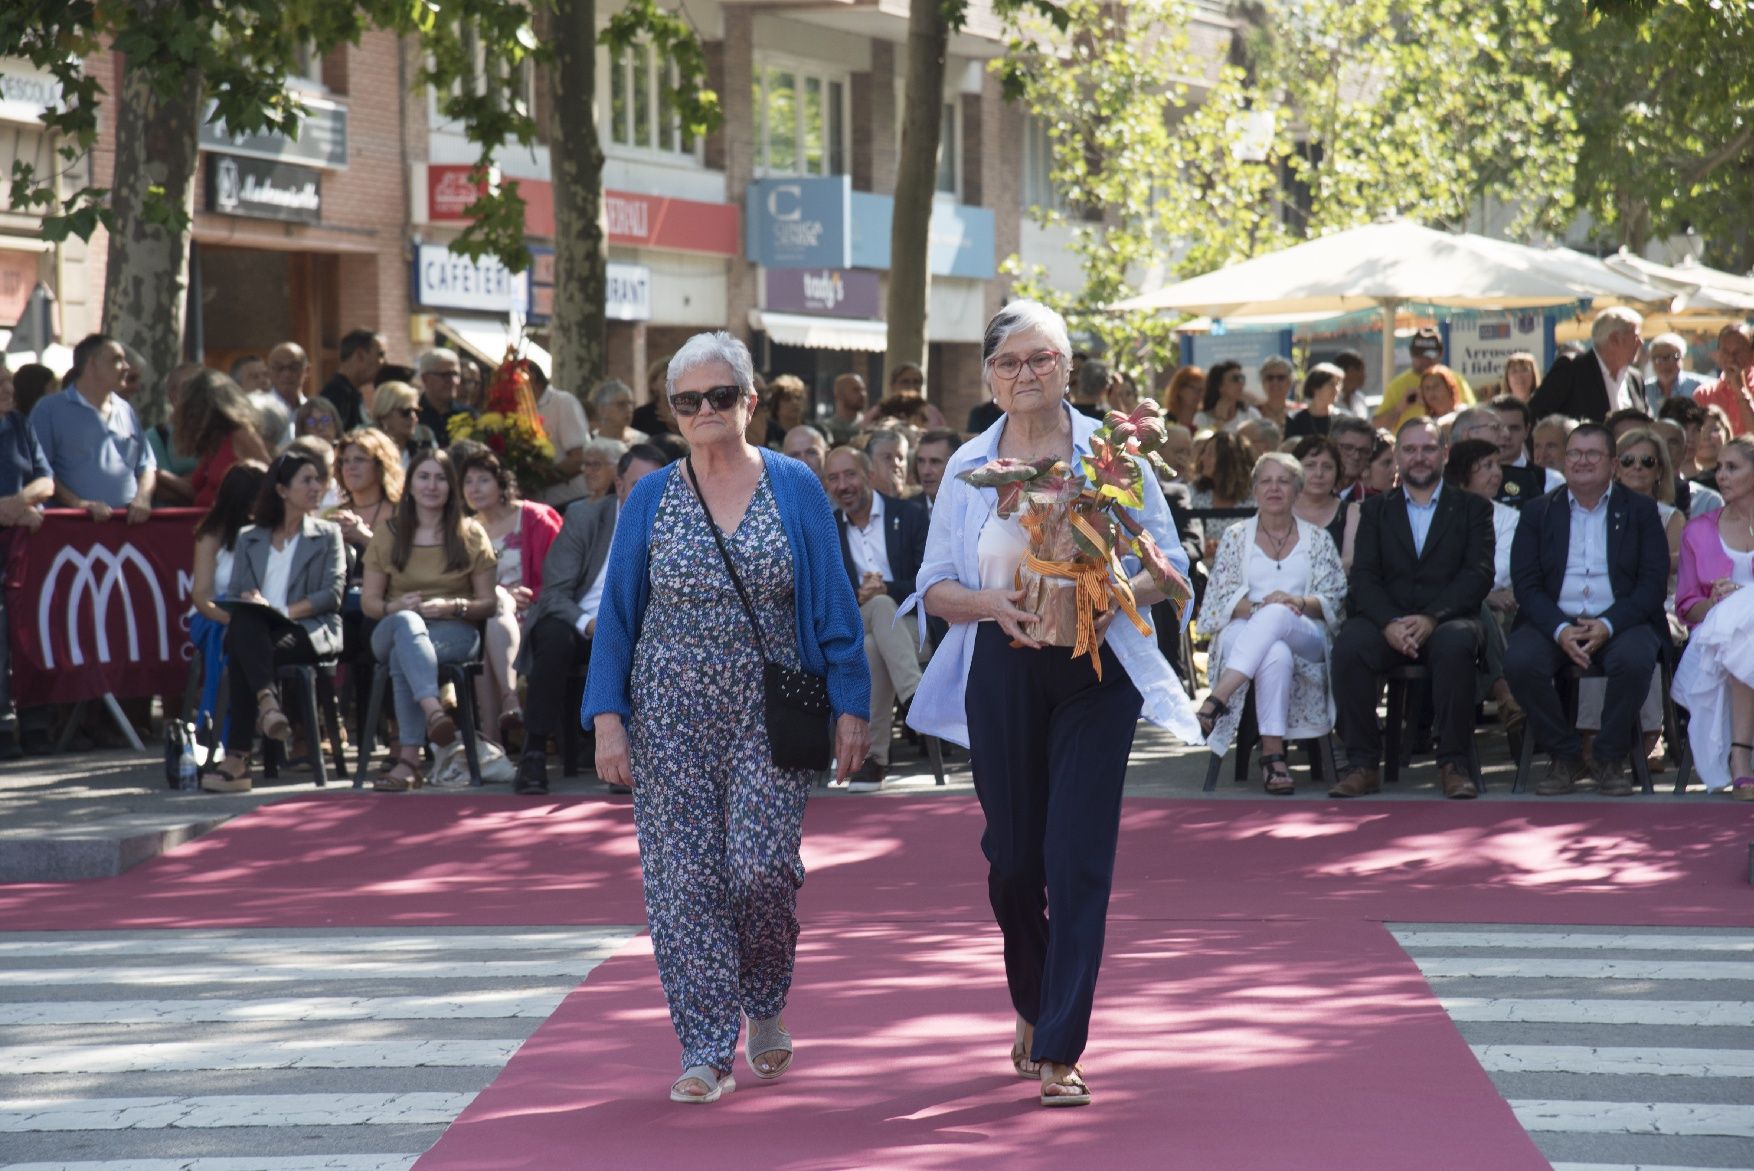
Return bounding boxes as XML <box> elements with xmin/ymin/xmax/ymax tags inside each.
<box><xmin>416</xmin><ymin>348</ymin><xmax>475</xmax><ymax>439</ymax></box>
<box><xmin>1642</xmin><ymin>332</ymin><xmax>1705</xmax><ymax>414</ymax></box>
<box><xmin>1502</xmin><ymin>422</ymin><xmax>1669</xmax><ymax>795</ymax></box>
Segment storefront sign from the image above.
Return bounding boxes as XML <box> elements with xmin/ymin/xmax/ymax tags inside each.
<box><xmin>607</xmin><ymin>262</ymin><xmax>652</xmax><ymax>322</ymax></box>
<box><xmin>526</xmin><ymin>247</ymin><xmax>556</xmax><ymax>323</ymax></box>
<box><xmin>1446</xmin><ymin>312</ymin><xmax>1554</xmax><ymax>384</ymax></box>
<box><xmin>746</xmin><ymin>177</ymin><xmax>852</xmax><ymax>269</ymax></box>
<box><xmin>748</xmin><ymin>177</ymin><xmax>995</xmax><ymax>279</ymax></box>
<box><xmin>764</xmin><ymin>267</ymin><xmax>881</xmax><ymax>319</ymax></box>
<box><xmin>1179</xmin><ymin>330</ymin><xmax>1295</xmax><ymax>385</ymax></box>
<box><xmin>607</xmin><ymin>189</ymin><xmax>739</xmax><ymax>257</ymax></box>
<box><xmin>6</xmin><ymin>510</ymin><xmax>199</xmax><ymax>704</ymax></box>
<box><xmin>0</xmin><ymin>60</ymin><xmax>64</xmax><ymax>124</ymax></box>
<box><xmin>204</xmin><ymin>154</ymin><xmax>322</xmax><ymax>224</ymax></box>
<box><xmin>412</xmin><ymin>244</ymin><xmax>529</xmax><ymax>315</ymax></box>
<box><xmin>849</xmin><ymin>193</ymin><xmax>997</xmax><ymax>281</ymax></box>
<box><xmin>427</xmin><ymin>164</ymin><xmax>488</xmax><ymax>221</ymax></box>
<box><xmin>200</xmin><ymin>96</ymin><xmax>348</xmax><ymax>169</ymax></box>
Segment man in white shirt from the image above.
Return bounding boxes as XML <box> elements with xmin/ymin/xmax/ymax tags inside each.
<box><xmin>529</xmin><ymin>362</ymin><xmax>593</xmax><ymax>507</ymax></box>
<box><xmin>825</xmin><ymin>446</ymin><xmax>929</xmax><ymax>791</ymax></box>
<box><xmin>512</xmin><ymin>444</ymin><xmax>665</xmax><ymax>794</ymax></box>
<box><xmin>1503</xmin><ymin>422</ymin><xmax>1668</xmax><ymax>796</ymax></box>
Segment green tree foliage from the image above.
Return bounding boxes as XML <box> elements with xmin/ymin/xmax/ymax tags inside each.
<box><xmin>996</xmin><ymin>0</ymin><xmax>1581</xmax><ymax>374</ymax></box>
<box><xmin>1553</xmin><ymin>0</ymin><xmax>1754</xmax><ymax>268</ymax></box>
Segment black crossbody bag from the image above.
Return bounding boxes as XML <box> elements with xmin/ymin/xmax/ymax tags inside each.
<box><xmin>686</xmin><ymin>457</ymin><xmax>834</xmax><ymax>771</ymax></box>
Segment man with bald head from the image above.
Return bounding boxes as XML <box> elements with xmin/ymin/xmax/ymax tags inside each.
<box><xmin>825</xmin><ymin>444</ymin><xmax>928</xmax><ymax>790</ymax></box>
<box><xmin>826</xmin><ymin>372</ymin><xmax>867</xmax><ymax>445</ymax></box>
<box><xmin>251</xmin><ymin>342</ymin><xmax>309</xmax><ymax>451</ymax></box>
<box><xmin>782</xmin><ymin>424</ymin><xmax>829</xmax><ymax>481</ymax></box>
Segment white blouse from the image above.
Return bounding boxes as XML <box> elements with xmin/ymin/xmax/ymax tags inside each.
<box><xmin>1244</xmin><ymin>537</ymin><xmax>1310</xmax><ymax>602</ymax></box>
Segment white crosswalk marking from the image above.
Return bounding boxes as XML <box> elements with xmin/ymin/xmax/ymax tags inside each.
<box><xmin>1393</xmin><ymin>923</ymin><xmax>1754</xmax><ymax>1171</ymax></box>
<box><xmin>0</xmin><ymin>989</ymin><xmax>572</xmax><ymax>1026</ymax></box>
<box><xmin>0</xmin><ymin>926</ymin><xmax>640</xmax><ymax>1169</ymax></box>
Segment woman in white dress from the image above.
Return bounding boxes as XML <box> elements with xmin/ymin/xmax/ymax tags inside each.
<box><xmin>1195</xmin><ymin>452</ymin><xmax>1347</xmax><ymax>795</ymax></box>
<box><xmin>1671</xmin><ymin>436</ymin><xmax>1754</xmax><ymax>799</ymax></box>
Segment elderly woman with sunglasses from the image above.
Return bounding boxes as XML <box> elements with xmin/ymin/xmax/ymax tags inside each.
<box><xmin>904</xmin><ymin>300</ymin><xmax>1199</xmax><ymax>1109</ymax></box>
<box><xmin>584</xmin><ymin>331</ymin><xmax>869</xmax><ymax>1105</ymax></box>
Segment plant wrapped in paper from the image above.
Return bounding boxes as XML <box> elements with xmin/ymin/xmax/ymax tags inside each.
<box><xmin>958</xmin><ymin>400</ymin><xmax>1194</xmax><ymax>678</ymax></box>
<box><xmin>447</xmin><ymin>350</ymin><xmax>558</xmax><ymax>494</ymax></box>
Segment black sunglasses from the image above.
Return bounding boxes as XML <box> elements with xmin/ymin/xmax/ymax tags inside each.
<box><xmin>670</xmin><ymin>385</ymin><xmax>743</xmax><ymax>416</ymax></box>
<box><xmin>1619</xmin><ymin>454</ymin><xmax>1657</xmax><ymax>469</ymax></box>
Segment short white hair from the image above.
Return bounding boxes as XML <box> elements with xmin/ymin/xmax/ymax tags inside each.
<box><xmin>582</xmin><ymin>436</ymin><xmax>627</xmax><ymax>460</ymax></box>
<box><xmin>1259</xmin><ymin>356</ymin><xmax>1294</xmax><ymax>377</ymax></box>
<box><xmin>982</xmin><ymin>300</ymin><xmax>1072</xmax><ymax>384</ymax></box>
<box><xmin>1252</xmin><ymin>450</ymin><xmax>1305</xmax><ymax>493</ymax></box>
<box><xmin>1647</xmin><ymin>332</ymin><xmax>1688</xmax><ymax>358</ymax></box>
<box><xmin>1591</xmin><ymin>306</ymin><xmax>1643</xmax><ymax>349</ymax></box>
<box><xmin>1450</xmin><ymin>406</ymin><xmax>1501</xmax><ymax>442</ymax></box>
<box><xmin>590</xmin><ymin>378</ymin><xmax>634</xmax><ymax>408</ymax></box>
<box><xmin>417</xmin><ymin>347</ymin><xmax>460</xmax><ymax>376</ymax></box>
<box><xmin>667</xmin><ymin>331</ymin><xmax>756</xmax><ymax>400</ymax></box>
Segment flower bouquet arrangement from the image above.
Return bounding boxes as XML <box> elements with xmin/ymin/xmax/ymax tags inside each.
<box><xmin>958</xmin><ymin>399</ymin><xmax>1194</xmax><ymax>677</ymax></box>
<box><xmin>447</xmin><ymin>351</ymin><xmax>558</xmax><ymax>494</ymax></box>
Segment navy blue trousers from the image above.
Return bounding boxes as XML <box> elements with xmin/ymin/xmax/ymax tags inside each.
<box><xmin>964</xmin><ymin>622</ymin><xmax>1143</xmax><ymax>1065</ymax></box>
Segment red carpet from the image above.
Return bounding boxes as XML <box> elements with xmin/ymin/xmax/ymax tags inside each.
<box><xmin>412</xmin><ymin>917</ymin><xmax>1548</xmax><ymax>1171</ymax></box>
<box><xmin>3</xmin><ymin>794</ymin><xmax>1742</xmax><ymax>1169</ymax></box>
<box><xmin>0</xmin><ymin>795</ymin><xmax>1747</xmax><ymax>930</ymax></box>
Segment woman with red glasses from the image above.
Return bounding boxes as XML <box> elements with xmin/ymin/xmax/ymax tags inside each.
<box><xmin>584</xmin><ymin>331</ymin><xmax>869</xmax><ymax>1104</ymax></box>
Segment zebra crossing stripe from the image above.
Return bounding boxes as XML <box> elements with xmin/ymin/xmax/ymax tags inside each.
<box><xmin>9</xmin><ymin>1038</ymin><xmax>525</xmax><ymax>1075</ymax></box>
<box><xmin>0</xmin><ymin>1092</ymin><xmax>478</xmax><ymax>1132</ymax></box>
<box><xmin>0</xmin><ymin>929</ymin><xmax>626</xmax><ymax>958</ymax></box>
<box><xmin>0</xmin><ymin>957</ymin><xmax>612</xmax><ymax>986</ymax></box>
<box><xmin>1410</xmin><ymin>957</ymin><xmax>1751</xmax><ymax>981</ymax></box>
<box><xmin>0</xmin><ymin>989</ymin><xmax>572</xmax><ymax>1026</ymax></box>
<box><xmin>1473</xmin><ymin>1045</ymin><xmax>1754</xmax><ymax>1078</ymax></box>
<box><xmin>1510</xmin><ymin>1100</ymin><xmax>1754</xmax><ymax>1138</ymax></box>
<box><xmin>1393</xmin><ymin>931</ymin><xmax>1754</xmax><ymax>953</ymax></box>
<box><xmin>1440</xmin><ymin>998</ymin><xmax>1753</xmax><ymax>1027</ymax></box>
<box><xmin>0</xmin><ymin>1158</ymin><xmax>419</xmax><ymax>1171</ymax></box>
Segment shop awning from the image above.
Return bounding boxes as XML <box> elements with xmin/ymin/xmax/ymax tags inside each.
<box><xmin>435</xmin><ymin>317</ymin><xmax>554</xmax><ymax>378</ymax></box>
<box><xmin>748</xmin><ymin>309</ymin><xmax>888</xmax><ymax>352</ymax></box>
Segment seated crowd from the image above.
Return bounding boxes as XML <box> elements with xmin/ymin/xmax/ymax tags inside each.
<box><xmin>2</xmin><ymin>307</ymin><xmax>1752</xmax><ymax>803</ymax></box>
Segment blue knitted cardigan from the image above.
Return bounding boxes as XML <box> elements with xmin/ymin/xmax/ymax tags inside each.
<box><xmin>582</xmin><ymin>448</ymin><xmax>871</xmax><ymax>725</ymax></box>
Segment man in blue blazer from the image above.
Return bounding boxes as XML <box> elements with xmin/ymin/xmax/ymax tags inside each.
<box><xmin>1504</xmin><ymin>422</ymin><xmax>1669</xmax><ymax>796</ymax></box>
<box><xmin>825</xmin><ymin>444</ymin><xmax>930</xmax><ymax>790</ymax></box>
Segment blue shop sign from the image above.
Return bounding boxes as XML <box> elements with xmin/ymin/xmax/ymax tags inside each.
<box><xmin>850</xmin><ymin>193</ymin><xmax>996</xmax><ymax>281</ymax></box>
<box><xmin>747</xmin><ymin>176</ymin><xmax>995</xmax><ymax>279</ymax></box>
<box><xmin>746</xmin><ymin>177</ymin><xmax>852</xmax><ymax>268</ymax></box>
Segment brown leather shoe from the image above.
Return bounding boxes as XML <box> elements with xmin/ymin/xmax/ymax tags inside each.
<box><xmin>1328</xmin><ymin>767</ymin><xmax>1381</xmax><ymax>798</ymax></box>
<box><xmin>1439</xmin><ymin>762</ymin><xmax>1477</xmax><ymax>800</ymax></box>
<box><xmin>1592</xmin><ymin>756</ymin><xmax>1635</xmax><ymax>796</ymax></box>
<box><xmin>1535</xmin><ymin>756</ymin><xmax>1587</xmax><ymax>796</ymax></box>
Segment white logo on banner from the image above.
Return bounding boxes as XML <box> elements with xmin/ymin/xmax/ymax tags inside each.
<box><xmin>38</xmin><ymin>543</ymin><xmax>170</xmax><ymax>669</ymax></box>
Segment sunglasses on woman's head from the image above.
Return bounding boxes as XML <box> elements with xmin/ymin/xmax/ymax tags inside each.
<box><xmin>1619</xmin><ymin>454</ymin><xmax>1657</xmax><ymax>469</ymax></box>
<box><xmin>670</xmin><ymin>385</ymin><xmax>743</xmax><ymax>416</ymax></box>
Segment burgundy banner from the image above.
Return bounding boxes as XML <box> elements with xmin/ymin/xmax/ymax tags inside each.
<box><xmin>5</xmin><ymin>509</ymin><xmax>200</xmax><ymax>704</ymax></box>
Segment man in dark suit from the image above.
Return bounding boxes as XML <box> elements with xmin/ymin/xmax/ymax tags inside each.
<box><xmin>322</xmin><ymin>328</ymin><xmax>385</xmax><ymax>432</ymax></box>
<box><xmin>513</xmin><ymin>444</ymin><xmax>667</xmax><ymax>794</ymax></box>
<box><xmin>1330</xmin><ymin>418</ymin><xmax>1496</xmax><ymax>799</ymax></box>
<box><xmin>1529</xmin><ymin>308</ymin><xmax>1645</xmax><ymax>423</ymax></box>
<box><xmin>825</xmin><ymin>445</ymin><xmax>929</xmax><ymax>791</ymax></box>
<box><xmin>1503</xmin><ymin>423</ymin><xmax>1668</xmax><ymax>796</ymax></box>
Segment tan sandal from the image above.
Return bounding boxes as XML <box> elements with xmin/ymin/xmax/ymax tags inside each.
<box><xmin>1040</xmin><ymin>1063</ymin><xmax>1091</xmax><ymax>1107</ymax></box>
<box><xmin>425</xmin><ymin>709</ymin><xmax>456</xmax><ymax>747</ymax></box>
<box><xmin>256</xmin><ymin>695</ymin><xmax>291</xmax><ymax>743</ymax></box>
<box><xmin>373</xmin><ymin>758</ymin><xmax>426</xmax><ymax>792</ymax></box>
<box><xmin>1010</xmin><ymin>1018</ymin><xmax>1041</xmax><ymax>1080</ymax></box>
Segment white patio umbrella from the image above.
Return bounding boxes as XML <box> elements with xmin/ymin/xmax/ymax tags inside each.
<box><xmin>1604</xmin><ymin>250</ymin><xmax>1754</xmax><ymax>313</ymax></box>
<box><xmin>1111</xmin><ymin>220</ymin><xmax>1669</xmax><ymax>378</ymax></box>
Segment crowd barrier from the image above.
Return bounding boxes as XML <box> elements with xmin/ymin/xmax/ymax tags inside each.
<box><xmin>5</xmin><ymin>508</ymin><xmax>201</xmax><ymax>705</ymax></box>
